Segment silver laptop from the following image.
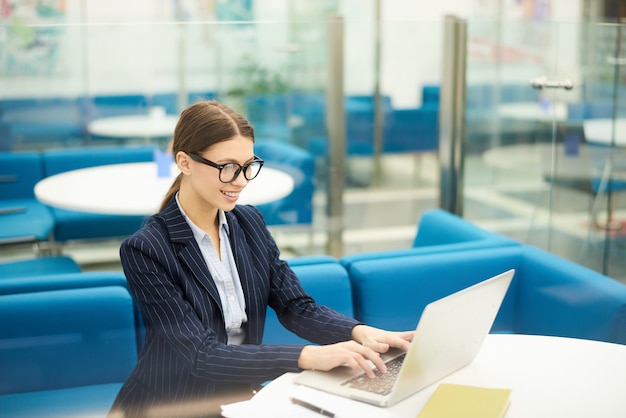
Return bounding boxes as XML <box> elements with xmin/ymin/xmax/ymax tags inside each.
<box><xmin>293</xmin><ymin>269</ymin><xmax>515</xmax><ymax>407</ymax></box>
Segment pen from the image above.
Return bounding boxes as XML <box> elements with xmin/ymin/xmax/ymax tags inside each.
<box><xmin>291</xmin><ymin>396</ymin><xmax>336</xmax><ymax>417</ymax></box>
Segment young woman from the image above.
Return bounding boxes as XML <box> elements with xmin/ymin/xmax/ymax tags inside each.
<box><xmin>109</xmin><ymin>101</ymin><xmax>413</xmax><ymax>417</ymax></box>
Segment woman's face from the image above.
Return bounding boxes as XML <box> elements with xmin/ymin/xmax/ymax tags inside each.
<box><xmin>179</xmin><ymin>135</ymin><xmax>256</xmax><ymax>213</ymax></box>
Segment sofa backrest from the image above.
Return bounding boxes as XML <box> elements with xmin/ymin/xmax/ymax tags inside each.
<box><xmin>413</xmin><ymin>209</ymin><xmax>516</xmax><ymax>247</ymax></box>
<box><xmin>0</xmin><ymin>255</ymin><xmax>81</xmax><ymax>280</ymax></box>
<box><xmin>0</xmin><ymin>271</ymin><xmax>127</xmax><ymax>295</ymax></box>
<box><xmin>347</xmin><ymin>242</ymin><xmax>626</xmax><ymax>345</ymax></box>
<box><xmin>0</xmin><ymin>286</ymin><xmax>138</xmax><ymax>394</ymax></box>
<box><xmin>516</xmin><ymin>245</ymin><xmax>626</xmax><ymax>345</ymax></box>
<box><xmin>42</xmin><ymin>145</ymin><xmax>157</xmax><ymax>177</ymax></box>
<box><xmin>0</xmin><ymin>151</ymin><xmax>44</xmax><ymax>199</ymax></box>
<box><xmin>262</xmin><ymin>259</ymin><xmax>353</xmax><ymax>344</ymax></box>
<box><xmin>346</xmin><ymin>246</ymin><xmax>521</xmax><ymax>333</ymax></box>
<box><xmin>0</xmin><ymin>271</ymin><xmax>145</xmax><ymax>352</ymax></box>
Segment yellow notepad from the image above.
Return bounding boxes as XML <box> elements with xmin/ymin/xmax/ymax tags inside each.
<box><xmin>417</xmin><ymin>383</ymin><xmax>511</xmax><ymax>418</ymax></box>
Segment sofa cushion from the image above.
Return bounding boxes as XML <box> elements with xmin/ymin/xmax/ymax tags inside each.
<box><xmin>0</xmin><ymin>255</ymin><xmax>80</xmax><ymax>279</ymax></box>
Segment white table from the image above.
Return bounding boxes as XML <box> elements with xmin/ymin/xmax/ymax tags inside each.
<box><xmin>222</xmin><ymin>334</ymin><xmax>626</xmax><ymax>418</ymax></box>
<box><xmin>87</xmin><ymin>107</ymin><xmax>179</xmax><ymax>140</ymax></box>
<box><xmin>497</xmin><ymin>101</ymin><xmax>569</xmax><ymax>122</ymax></box>
<box><xmin>584</xmin><ymin>118</ymin><xmax>626</xmax><ymax>147</ymax></box>
<box><xmin>483</xmin><ymin>142</ymin><xmax>626</xmax><ymax>180</ymax></box>
<box><xmin>34</xmin><ymin>162</ymin><xmax>295</xmax><ymax>215</ymax></box>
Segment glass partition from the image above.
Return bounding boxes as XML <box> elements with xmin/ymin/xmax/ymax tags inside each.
<box><xmin>3</xmin><ymin>2</ymin><xmax>624</xmax><ymax>276</ymax></box>
<box><xmin>0</xmin><ymin>1</ymin><xmax>443</xmax><ymax>260</ymax></box>
<box><xmin>464</xmin><ymin>18</ymin><xmax>626</xmax><ymax>278</ymax></box>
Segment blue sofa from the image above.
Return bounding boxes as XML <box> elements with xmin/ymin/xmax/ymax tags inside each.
<box><xmin>2</xmin><ymin>212</ymin><xmax>626</xmax><ymax>416</ymax></box>
<box><xmin>346</xmin><ymin>244</ymin><xmax>626</xmax><ymax>345</ymax></box>
<box><xmin>0</xmin><ymin>257</ymin><xmax>354</xmax><ymax>417</ymax></box>
<box><xmin>0</xmin><ymin>286</ymin><xmax>138</xmax><ymax>418</ymax></box>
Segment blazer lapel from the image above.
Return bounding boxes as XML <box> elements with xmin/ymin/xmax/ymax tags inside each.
<box><xmin>226</xmin><ymin>211</ymin><xmax>264</xmax><ymax>342</ymax></box>
<box><xmin>226</xmin><ymin>211</ymin><xmax>255</xmax><ymax>299</ymax></box>
<box><xmin>161</xmin><ymin>198</ymin><xmax>223</xmax><ymax>314</ymax></box>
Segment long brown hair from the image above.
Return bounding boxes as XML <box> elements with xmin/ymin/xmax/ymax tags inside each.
<box><xmin>159</xmin><ymin>100</ymin><xmax>255</xmax><ymax>211</ymax></box>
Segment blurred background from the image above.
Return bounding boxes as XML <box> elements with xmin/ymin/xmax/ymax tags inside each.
<box><xmin>1</xmin><ymin>0</ymin><xmax>625</xmax><ymax>282</ymax></box>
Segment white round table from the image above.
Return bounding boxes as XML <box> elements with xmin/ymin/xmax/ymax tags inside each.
<box><xmin>497</xmin><ymin>101</ymin><xmax>569</xmax><ymax>122</ymax></box>
<box><xmin>583</xmin><ymin>118</ymin><xmax>626</xmax><ymax>147</ymax></box>
<box><xmin>34</xmin><ymin>162</ymin><xmax>295</xmax><ymax>215</ymax></box>
<box><xmin>87</xmin><ymin>107</ymin><xmax>179</xmax><ymax>140</ymax></box>
<box><xmin>230</xmin><ymin>334</ymin><xmax>626</xmax><ymax>418</ymax></box>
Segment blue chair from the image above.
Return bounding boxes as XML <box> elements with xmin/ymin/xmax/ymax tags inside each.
<box><xmin>0</xmin><ymin>286</ymin><xmax>138</xmax><ymax>417</ymax></box>
<box><xmin>0</xmin><ymin>256</ymin><xmax>80</xmax><ymax>279</ymax></box>
<box><xmin>254</xmin><ymin>139</ymin><xmax>315</xmax><ymax>227</ymax></box>
<box><xmin>0</xmin><ymin>151</ymin><xmax>55</xmax><ymax>246</ymax></box>
<box><xmin>42</xmin><ymin>145</ymin><xmax>156</xmax><ymax>243</ymax></box>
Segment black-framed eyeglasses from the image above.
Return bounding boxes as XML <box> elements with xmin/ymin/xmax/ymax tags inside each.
<box><xmin>187</xmin><ymin>152</ymin><xmax>264</xmax><ymax>183</ymax></box>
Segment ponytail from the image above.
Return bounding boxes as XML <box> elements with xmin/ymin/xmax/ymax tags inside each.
<box><xmin>159</xmin><ymin>174</ymin><xmax>182</xmax><ymax>212</ymax></box>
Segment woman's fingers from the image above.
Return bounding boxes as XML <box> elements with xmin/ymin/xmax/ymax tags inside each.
<box><xmin>299</xmin><ymin>341</ymin><xmax>388</xmax><ymax>378</ymax></box>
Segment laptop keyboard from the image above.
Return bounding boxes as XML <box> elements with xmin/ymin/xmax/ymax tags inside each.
<box><xmin>341</xmin><ymin>353</ymin><xmax>406</xmax><ymax>396</ymax></box>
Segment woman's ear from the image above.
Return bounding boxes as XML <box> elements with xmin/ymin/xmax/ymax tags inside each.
<box><xmin>176</xmin><ymin>151</ymin><xmax>192</xmax><ymax>175</ymax></box>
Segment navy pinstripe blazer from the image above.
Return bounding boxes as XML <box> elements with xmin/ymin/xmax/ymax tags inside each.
<box><xmin>110</xmin><ymin>199</ymin><xmax>358</xmax><ymax>415</ymax></box>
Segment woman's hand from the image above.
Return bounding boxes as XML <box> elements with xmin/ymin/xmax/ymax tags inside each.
<box><xmin>297</xmin><ymin>326</ymin><xmax>414</xmax><ymax>378</ymax></box>
<box><xmin>298</xmin><ymin>341</ymin><xmax>387</xmax><ymax>378</ymax></box>
<box><xmin>351</xmin><ymin>324</ymin><xmax>414</xmax><ymax>354</ymax></box>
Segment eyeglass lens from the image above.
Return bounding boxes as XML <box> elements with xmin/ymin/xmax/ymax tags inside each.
<box><xmin>220</xmin><ymin>160</ymin><xmax>263</xmax><ymax>183</ymax></box>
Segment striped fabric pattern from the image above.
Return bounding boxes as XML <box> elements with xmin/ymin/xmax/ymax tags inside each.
<box><xmin>109</xmin><ymin>199</ymin><xmax>358</xmax><ymax>416</ymax></box>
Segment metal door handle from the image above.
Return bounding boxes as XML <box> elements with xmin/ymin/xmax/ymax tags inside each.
<box><xmin>529</xmin><ymin>76</ymin><xmax>574</xmax><ymax>90</ymax></box>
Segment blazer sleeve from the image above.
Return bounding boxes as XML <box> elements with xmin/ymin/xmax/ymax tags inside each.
<box><xmin>231</xmin><ymin>205</ymin><xmax>360</xmax><ymax>345</ymax></box>
<box><xmin>120</xmin><ymin>219</ymin><xmax>307</xmax><ymax>385</ymax></box>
